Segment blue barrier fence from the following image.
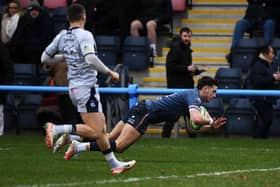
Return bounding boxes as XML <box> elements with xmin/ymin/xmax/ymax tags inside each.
<box><xmin>1</xmin><ymin>85</ymin><xmax>280</xmax><ymax>107</ymax></box>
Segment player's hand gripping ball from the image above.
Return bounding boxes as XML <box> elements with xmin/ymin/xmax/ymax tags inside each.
<box><xmin>189</xmin><ymin>106</ymin><xmax>208</xmax><ymax>131</ymax></box>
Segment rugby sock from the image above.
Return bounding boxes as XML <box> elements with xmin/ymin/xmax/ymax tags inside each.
<box><xmin>76</xmin><ymin>143</ymin><xmax>88</xmax><ymax>153</ymax></box>
<box><xmin>69</xmin><ymin>134</ymin><xmax>82</xmax><ymax>142</ymax></box>
<box><xmin>54</xmin><ymin>124</ymin><xmax>73</xmax><ymax>135</ymax></box>
<box><xmin>103</xmin><ymin>149</ymin><xmax>119</xmax><ymax>168</ymax></box>
<box><xmin>90</xmin><ymin>140</ymin><xmax>116</xmax><ymax>152</ymax></box>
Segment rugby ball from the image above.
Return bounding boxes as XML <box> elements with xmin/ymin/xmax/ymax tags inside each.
<box><xmin>189</xmin><ymin>106</ymin><xmax>208</xmax><ymax>131</ymax></box>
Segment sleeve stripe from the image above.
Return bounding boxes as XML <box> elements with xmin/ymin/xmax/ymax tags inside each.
<box><xmin>84</xmin><ymin>52</ymin><xmax>95</xmax><ymax>57</ymax></box>
<box><xmin>45</xmin><ymin>50</ymin><xmax>54</xmax><ymax>58</ymax></box>
<box><xmin>189</xmin><ymin>105</ymin><xmax>201</xmax><ymax>111</ymax></box>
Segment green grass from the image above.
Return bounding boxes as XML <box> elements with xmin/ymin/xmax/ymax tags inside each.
<box><xmin>0</xmin><ymin>135</ymin><xmax>280</xmax><ymax>187</ymax></box>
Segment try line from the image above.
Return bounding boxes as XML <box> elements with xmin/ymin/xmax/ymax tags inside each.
<box><xmin>16</xmin><ymin>166</ymin><xmax>280</xmax><ymax>187</ymax></box>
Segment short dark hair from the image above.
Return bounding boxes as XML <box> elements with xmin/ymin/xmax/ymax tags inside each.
<box><xmin>197</xmin><ymin>76</ymin><xmax>218</xmax><ymax>90</ymax></box>
<box><xmin>67</xmin><ymin>3</ymin><xmax>85</xmax><ymax>22</ymax></box>
<box><xmin>258</xmin><ymin>45</ymin><xmax>272</xmax><ymax>55</ymax></box>
<box><xmin>179</xmin><ymin>27</ymin><xmax>192</xmax><ymax>35</ymax></box>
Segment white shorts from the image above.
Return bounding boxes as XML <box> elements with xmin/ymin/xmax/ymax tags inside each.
<box><xmin>69</xmin><ymin>86</ymin><xmax>102</xmax><ymax>113</ymax></box>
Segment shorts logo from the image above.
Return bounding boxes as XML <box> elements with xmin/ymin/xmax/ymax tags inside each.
<box><xmin>90</xmin><ymin>100</ymin><xmax>96</xmax><ymax>108</ymax></box>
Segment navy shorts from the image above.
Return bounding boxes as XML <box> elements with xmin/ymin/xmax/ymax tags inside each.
<box><xmin>123</xmin><ymin>102</ymin><xmax>150</xmax><ymax>135</ymax></box>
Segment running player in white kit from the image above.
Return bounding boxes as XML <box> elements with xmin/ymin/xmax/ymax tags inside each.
<box><xmin>40</xmin><ymin>3</ymin><xmax>135</xmax><ymax>175</ymax></box>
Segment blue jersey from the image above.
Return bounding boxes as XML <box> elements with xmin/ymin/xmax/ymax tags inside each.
<box><xmin>145</xmin><ymin>89</ymin><xmax>201</xmax><ymax>116</ymax></box>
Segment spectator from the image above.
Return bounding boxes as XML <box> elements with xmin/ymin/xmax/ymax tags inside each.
<box><xmin>1</xmin><ymin>0</ymin><xmax>22</xmax><ymax>44</ymax></box>
<box><xmin>10</xmin><ymin>0</ymin><xmax>52</xmax><ymax>64</ymax></box>
<box><xmin>226</xmin><ymin>0</ymin><xmax>276</xmax><ymax>63</ymax></box>
<box><xmin>0</xmin><ymin>40</ymin><xmax>13</xmax><ymax>135</ymax></box>
<box><xmin>162</xmin><ymin>27</ymin><xmax>205</xmax><ymax>138</ymax></box>
<box><xmin>130</xmin><ymin>0</ymin><xmax>173</xmax><ymax>57</ymax></box>
<box><xmin>249</xmin><ymin>45</ymin><xmax>280</xmax><ymax>138</ymax></box>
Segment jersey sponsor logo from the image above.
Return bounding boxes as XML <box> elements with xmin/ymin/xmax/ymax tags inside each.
<box><xmin>84</xmin><ymin>45</ymin><xmax>94</xmax><ymax>52</ymax></box>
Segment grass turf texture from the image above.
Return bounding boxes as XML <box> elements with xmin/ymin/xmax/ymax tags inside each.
<box><xmin>0</xmin><ymin>135</ymin><xmax>280</xmax><ymax>187</ymax></box>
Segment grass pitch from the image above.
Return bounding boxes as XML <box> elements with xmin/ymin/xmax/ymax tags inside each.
<box><xmin>0</xmin><ymin>135</ymin><xmax>280</xmax><ymax>187</ymax></box>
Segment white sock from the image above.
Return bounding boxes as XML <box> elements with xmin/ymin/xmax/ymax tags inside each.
<box><xmin>150</xmin><ymin>44</ymin><xmax>157</xmax><ymax>56</ymax></box>
<box><xmin>54</xmin><ymin>125</ymin><xmax>73</xmax><ymax>136</ymax></box>
<box><xmin>76</xmin><ymin>143</ymin><xmax>88</xmax><ymax>153</ymax></box>
<box><xmin>104</xmin><ymin>152</ymin><xmax>120</xmax><ymax>168</ymax></box>
<box><xmin>150</xmin><ymin>43</ymin><xmax>156</xmax><ymax>50</ymax></box>
<box><xmin>69</xmin><ymin>135</ymin><xmax>82</xmax><ymax>142</ymax></box>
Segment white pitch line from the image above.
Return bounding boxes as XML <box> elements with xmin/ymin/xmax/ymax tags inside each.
<box><xmin>0</xmin><ymin>147</ymin><xmax>10</xmax><ymax>151</ymax></box>
<box><xmin>16</xmin><ymin>166</ymin><xmax>280</xmax><ymax>187</ymax></box>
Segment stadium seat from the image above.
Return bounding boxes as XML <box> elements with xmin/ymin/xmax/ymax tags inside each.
<box><xmin>122</xmin><ymin>36</ymin><xmax>150</xmax><ymax>71</ymax></box>
<box><xmin>272</xmin><ymin>38</ymin><xmax>280</xmax><ymax>64</ymax></box>
<box><xmin>270</xmin><ymin>99</ymin><xmax>280</xmax><ymax>136</ymax></box>
<box><xmin>4</xmin><ymin>94</ymin><xmax>18</xmax><ymax>132</ymax></box>
<box><xmin>43</xmin><ymin>0</ymin><xmax>67</xmax><ymax>9</ymax></box>
<box><xmin>226</xmin><ymin>98</ymin><xmax>256</xmax><ymax>135</ymax></box>
<box><xmin>17</xmin><ymin>94</ymin><xmax>42</xmax><ymax>131</ymax></box>
<box><xmin>19</xmin><ymin>0</ymin><xmax>31</xmax><ymax>8</ymax></box>
<box><xmin>13</xmin><ymin>64</ymin><xmax>39</xmax><ymax>85</ymax></box>
<box><xmin>231</xmin><ymin>38</ymin><xmax>259</xmax><ymax>73</ymax></box>
<box><xmin>172</xmin><ymin>0</ymin><xmax>186</xmax><ymax>12</ymax></box>
<box><xmin>215</xmin><ymin>68</ymin><xmax>242</xmax><ymax>89</ymax></box>
<box><xmin>52</xmin><ymin>7</ymin><xmax>68</xmax><ymax>35</ymax></box>
<box><xmin>95</xmin><ymin>35</ymin><xmax>120</xmax><ymax>66</ymax></box>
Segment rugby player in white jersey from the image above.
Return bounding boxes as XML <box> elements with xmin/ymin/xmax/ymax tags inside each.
<box><xmin>41</xmin><ymin>3</ymin><xmax>135</xmax><ymax>175</ymax></box>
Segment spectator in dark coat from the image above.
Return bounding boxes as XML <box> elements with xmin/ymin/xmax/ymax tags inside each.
<box><xmin>166</xmin><ymin>27</ymin><xmax>205</xmax><ymax>89</ymax></box>
<box><xmin>226</xmin><ymin>0</ymin><xmax>277</xmax><ymax>63</ymax></box>
<box><xmin>130</xmin><ymin>0</ymin><xmax>173</xmax><ymax>57</ymax></box>
<box><xmin>0</xmin><ymin>40</ymin><xmax>13</xmax><ymax>135</ymax></box>
<box><xmin>250</xmin><ymin>45</ymin><xmax>280</xmax><ymax>138</ymax></box>
<box><xmin>162</xmin><ymin>27</ymin><xmax>205</xmax><ymax>138</ymax></box>
<box><xmin>10</xmin><ymin>0</ymin><xmax>52</xmax><ymax>65</ymax></box>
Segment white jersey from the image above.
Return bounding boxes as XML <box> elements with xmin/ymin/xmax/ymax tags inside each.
<box><xmin>44</xmin><ymin>27</ymin><xmax>98</xmax><ymax>89</ymax></box>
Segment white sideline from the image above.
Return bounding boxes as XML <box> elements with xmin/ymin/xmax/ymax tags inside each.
<box><xmin>16</xmin><ymin>166</ymin><xmax>280</xmax><ymax>187</ymax></box>
<box><xmin>0</xmin><ymin>147</ymin><xmax>10</xmax><ymax>151</ymax></box>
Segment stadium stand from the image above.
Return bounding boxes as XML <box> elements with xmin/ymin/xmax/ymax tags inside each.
<box><xmin>95</xmin><ymin>35</ymin><xmax>120</xmax><ymax>66</ymax></box>
<box><xmin>43</xmin><ymin>0</ymin><xmax>67</xmax><ymax>9</ymax></box>
<box><xmin>231</xmin><ymin>38</ymin><xmax>259</xmax><ymax>73</ymax></box>
<box><xmin>171</xmin><ymin>0</ymin><xmax>187</xmax><ymax>12</ymax></box>
<box><xmin>13</xmin><ymin>63</ymin><xmax>39</xmax><ymax>85</ymax></box>
<box><xmin>226</xmin><ymin>97</ymin><xmax>256</xmax><ymax>135</ymax></box>
<box><xmin>51</xmin><ymin>7</ymin><xmax>68</xmax><ymax>35</ymax></box>
<box><xmin>215</xmin><ymin>67</ymin><xmax>242</xmax><ymax>89</ymax></box>
<box><xmin>122</xmin><ymin>36</ymin><xmax>150</xmax><ymax>70</ymax></box>
<box><xmin>17</xmin><ymin>93</ymin><xmax>42</xmax><ymax>130</ymax></box>
<box><xmin>270</xmin><ymin>98</ymin><xmax>280</xmax><ymax>136</ymax></box>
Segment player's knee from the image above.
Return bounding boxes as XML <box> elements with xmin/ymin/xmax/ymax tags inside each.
<box><xmin>115</xmin><ymin>148</ymin><xmax>125</xmax><ymax>153</ymax></box>
<box><xmin>115</xmin><ymin>145</ymin><xmax>126</xmax><ymax>153</ymax></box>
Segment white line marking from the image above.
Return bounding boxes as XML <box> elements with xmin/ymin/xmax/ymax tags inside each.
<box><xmin>15</xmin><ymin>166</ymin><xmax>280</xmax><ymax>187</ymax></box>
<box><xmin>0</xmin><ymin>147</ymin><xmax>10</xmax><ymax>151</ymax></box>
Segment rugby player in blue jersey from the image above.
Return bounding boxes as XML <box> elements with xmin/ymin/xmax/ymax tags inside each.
<box><xmin>40</xmin><ymin>3</ymin><xmax>135</xmax><ymax>174</ymax></box>
<box><xmin>59</xmin><ymin>76</ymin><xmax>226</xmax><ymax>159</ymax></box>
